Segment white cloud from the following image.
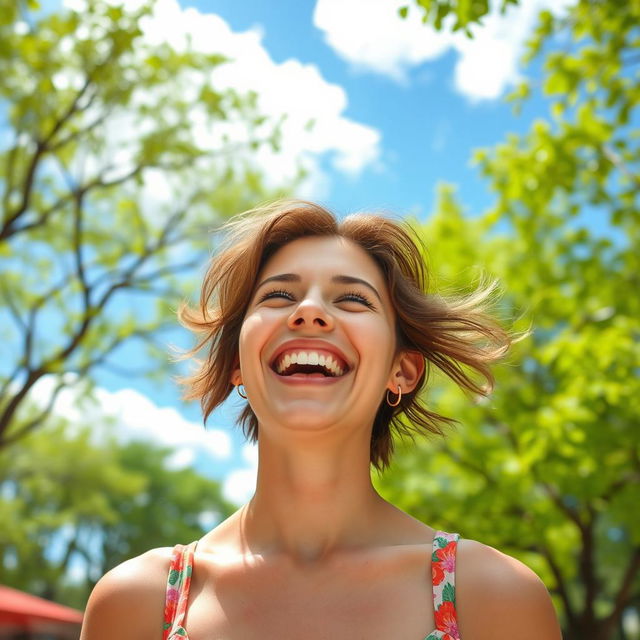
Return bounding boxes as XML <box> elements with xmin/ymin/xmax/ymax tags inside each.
<box><xmin>165</xmin><ymin>447</ymin><xmax>196</xmax><ymax>470</ymax></box>
<box><xmin>26</xmin><ymin>375</ymin><xmax>262</xmax><ymax>507</ymax></box>
<box><xmin>223</xmin><ymin>468</ymin><xmax>257</xmax><ymax>505</ymax></box>
<box><xmin>22</xmin><ymin>375</ymin><xmax>242</xmax><ymax>578</ymax></box>
<box><xmin>241</xmin><ymin>442</ymin><xmax>259</xmax><ymax>466</ymax></box>
<box><xmin>314</xmin><ymin>0</ymin><xmax>572</xmax><ymax>101</ymax></box>
<box><xmin>32</xmin><ymin>375</ymin><xmax>231</xmax><ymax>468</ymax></box>
<box><xmin>314</xmin><ymin>0</ymin><xmax>450</xmax><ymax>83</ymax></box>
<box><xmin>223</xmin><ymin>442</ymin><xmax>258</xmax><ymax>505</ymax></box>
<box><xmin>198</xmin><ymin>509</ymin><xmax>222</xmax><ymax>529</ymax></box>
<box><xmin>62</xmin><ymin>0</ymin><xmax>381</xmax><ymax>198</ymax></box>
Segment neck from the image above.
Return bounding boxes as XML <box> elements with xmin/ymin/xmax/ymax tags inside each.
<box><xmin>239</xmin><ymin>432</ymin><xmax>389</xmax><ymax>564</ymax></box>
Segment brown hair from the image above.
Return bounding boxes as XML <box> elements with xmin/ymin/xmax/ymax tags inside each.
<box><xmin>177</xmin><ymin>199</ymin><xmax>514</xmax><ymax>471</ymax></box>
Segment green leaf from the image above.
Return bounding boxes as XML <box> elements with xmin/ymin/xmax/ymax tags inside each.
<box><xmin>442</xmin><ymin>582</ymin><xmax>456</xmax><ymax>604</ymax></box>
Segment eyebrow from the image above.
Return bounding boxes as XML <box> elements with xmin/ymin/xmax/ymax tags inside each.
<box><xmin>255</xmin><ymin>273</ymin><xmax>382</xmax><ymax>302</ymax></box>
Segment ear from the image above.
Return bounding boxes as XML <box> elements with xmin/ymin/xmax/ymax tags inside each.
<box><xmin>229</xmin><ymin>355</ymin><xmax>242</xmax><ymax>386</ymax></box>
<box><xmin>387</xmin><ymin>350</ymin><xmax>424</xmax><ymax>395</ymax></box>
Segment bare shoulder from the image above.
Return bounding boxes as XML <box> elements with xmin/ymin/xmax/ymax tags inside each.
<box><xmin>80</xmin><ymin>547</ymin><xmax>173</xmax><ymax>640</ymax></box>
<box><xmin>456</xmin><ymin>537</ymin><xmax>562</xmax><ymax>640</ymax></box>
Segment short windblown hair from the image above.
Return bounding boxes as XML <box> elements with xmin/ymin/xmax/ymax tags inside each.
<box><xmin>177</xmin><ymin>199</ymin><xmax>513</xmax><ymax>471</ymax></box>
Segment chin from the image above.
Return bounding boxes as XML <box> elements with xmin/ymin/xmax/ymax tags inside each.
<box><xmin>262</xmin><ymin>405</ymin><xmax>342</xmax><ymax>434</ymax></box>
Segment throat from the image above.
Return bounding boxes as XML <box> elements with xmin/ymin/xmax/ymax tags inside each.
<box><xmin>241</xmin><ymin>490</ymin><xmax>389</xmax><ymax>564</ymax></box>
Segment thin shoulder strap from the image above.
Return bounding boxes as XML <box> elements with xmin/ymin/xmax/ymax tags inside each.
<box><xmin>163</xmin><ymin>541</ymin><xmax>197</xmax><ymax>640</ymax></box>
<box><xmin>431</xmin><ymin>530</ymin><xmax>461</xmax><ymax>639</ymax></box>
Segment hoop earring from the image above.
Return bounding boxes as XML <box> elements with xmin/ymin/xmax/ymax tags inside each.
<box><xmin>236</xmin><ymin>384</ymin><xmax>247</xmax><ymax>399</ymax></box>
<box><xmin>386</xmin><ymin>385</ymin><xmax>402</xmax><ymax>407</ymax></box>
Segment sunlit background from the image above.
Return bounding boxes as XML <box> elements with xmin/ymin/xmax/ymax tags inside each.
<box><xmin>1</xmin><ymin>0</ymin><xmax>638</xmax><ymax>638</ymax></box>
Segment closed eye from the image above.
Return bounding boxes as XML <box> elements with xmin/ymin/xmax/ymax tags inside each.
<box><xmin>257</xmin><ymin>288</ymin><xmax>376</xmax><ymax>310</ymax></box>
<box><xmin>258</xmin><ymin>288</ymin><xmax>295</xmax><ymax>302</ymax></box>
<box><xmin>339</xmin><ymin>291</ymin><xmax>376</xmax><ymax>310</ymax></box>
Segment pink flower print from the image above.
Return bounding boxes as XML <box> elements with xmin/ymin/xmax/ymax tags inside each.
<box><xmin>166</xmin><ymin>586</ymin><xmax>180</xmax><ymax>603</ymax></box>
<box><xmin>435</xmin><ymin>601</ymin><xmax>459</xmax><ymax>638</ymax></box>
<box><xmin>435</xmin><ymin>541</ymin><xmax>456</xmax><ymax>574</ymax></box>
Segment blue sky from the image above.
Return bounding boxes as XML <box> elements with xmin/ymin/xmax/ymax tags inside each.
<box><xmin>191</xmin><ymin>0</ymin><xmax>545</xmax><ymax>217</ymax></box>
<box><xmin>203</xmin><ymin>0</ymin><xmax>567</xmax><ymax>215</ymax></box>
<box><xmin>36</xmin><ymin>0</ymin><xmax>571</xmax><ymax>506</ymax></box>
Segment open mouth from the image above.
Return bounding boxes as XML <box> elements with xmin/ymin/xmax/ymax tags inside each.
<box><xmin>271</xmin><ymin>350</ymin><xmax>349</xmax><ymax>378</ymax></box>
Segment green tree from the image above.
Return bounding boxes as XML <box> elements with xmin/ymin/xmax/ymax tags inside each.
<box><xmin>97</xmin><ymin>439</ymin><xmax>235</xmax><ymax>585</ymax></box>
<box><xmin>0</xmin><ymin>410</ymin><xmax>235</xmax><ymax>608</ymax></box>
<box><xmin>383</xmin><ymin>1</ymin><xmax>639</xmax><ymax>639</ymax></box>
<box><xmin>0</xmin><ymin>0</ymin><xmax>283</xmax><ymax>448</ymax></box>
<box><xmin>399</xmin><ymin>0</ymin><xmax>520</xmax><ymax>35</ymax></box>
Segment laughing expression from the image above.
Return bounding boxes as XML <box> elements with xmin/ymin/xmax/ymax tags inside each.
<box><xmin>234</xmin><ymin>235</ymin><xmax>401</xmax><ymax>437</ymax></box>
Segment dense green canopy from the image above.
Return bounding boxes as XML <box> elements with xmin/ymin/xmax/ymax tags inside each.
<box><xmin>387</xmin><ymin>1</ymin><xmax>639</xmax><ymax>638</ymax></box>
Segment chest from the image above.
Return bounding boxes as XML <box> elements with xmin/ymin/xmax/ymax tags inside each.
<box><xmin>182</xmin><ymin>549</ymin><xmax>437</xmax><ymax>640</ymax></box>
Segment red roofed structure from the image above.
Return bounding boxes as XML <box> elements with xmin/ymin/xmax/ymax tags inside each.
<box><xmin>0</xmin><ymin>585</ymin><xmax>83</xmax><ymax>639</ymax></box>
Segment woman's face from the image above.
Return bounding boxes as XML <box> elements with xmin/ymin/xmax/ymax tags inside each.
<box><xmin>234</xmin><ymin>235</ymin><xmax>405</xmax><ymax>439</ymax></box>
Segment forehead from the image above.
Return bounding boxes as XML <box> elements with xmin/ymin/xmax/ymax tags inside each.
<box><xmin>260</xmin><ymin>235</ymin><xmax>384</xmax><ymax>283</ymax></box>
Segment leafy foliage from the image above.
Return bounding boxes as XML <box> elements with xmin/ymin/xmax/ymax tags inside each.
<box><xmin>399</xmin><ymin>0</ymin><xmax>521</xmax><ymax>36</ymax></box>
<box><xmin>0</xmin><ymin>0</ymin><xmax>285</xmax><ymax>449</ymax></box>
<box><xmin>382</xmin><ymin>1</ymin><xmax>640</xmax><ymax>638</ymax></box>
<box><xmin>0</xmin><ymin>412</ymin><xmax>235</xmax><ymax>608</ymax></box>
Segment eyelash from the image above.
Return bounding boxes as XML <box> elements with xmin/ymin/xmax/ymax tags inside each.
<box><xmin>258</xmin><ymin>289</ymin><xmax>293</xmax><ymax>303</ymax></box>
<box><xmin>342</xmin><ymin>290</ymin><xmax>376</xmax><ymax>309</ymax></box>
<box><xmin>258</xmin><ymin>288</ymin><xmax>376</xmax><ymax>310</ymax></box>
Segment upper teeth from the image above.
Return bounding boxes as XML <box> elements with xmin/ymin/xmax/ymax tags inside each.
<box><xmin>276</xmin><ymin>351</ymin><xmax>345</xmax><ymax>376</ymax></box>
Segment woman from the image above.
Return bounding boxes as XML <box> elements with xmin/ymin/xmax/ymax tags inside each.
<box><xmin>81</xmin><ymin>200</ymin><xmax>562</xmax><ymax>639</ymax></box>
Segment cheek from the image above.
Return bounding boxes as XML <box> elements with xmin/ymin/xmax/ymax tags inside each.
<box><xmin>350</xmin><ymin>315</ymin><xmax>396</xmax><ymax>361</ymax></box>
<box><xmin>238</xmin><ymin>312</ymin><xmax>271</xmax><ymax>366</ymax></box>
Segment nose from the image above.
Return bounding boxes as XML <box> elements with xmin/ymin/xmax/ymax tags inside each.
<box><xmin>287</xmin><ymin>289</ymin><xmax>334</xmax><ymax>331</ymax></box>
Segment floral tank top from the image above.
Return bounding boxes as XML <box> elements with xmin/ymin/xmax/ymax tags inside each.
<box><xmin>163</xmin><ymin>530</ymin><xmax>461</xmax><ymax>640</ymax></box>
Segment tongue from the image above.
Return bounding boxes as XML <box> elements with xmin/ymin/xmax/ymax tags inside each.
<box><xmin>288</xmin><ymin>372</ymin><xmax>327</xmax><ymax>378</ymax></box>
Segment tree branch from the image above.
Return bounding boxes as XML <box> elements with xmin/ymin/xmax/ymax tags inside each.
<box><xmin>2</xmin><ymin>136</ymin><xmax>21</xmax><ymax>215</ymax></box>
<box><xmin>539</xmin><ymin>479</ymin><xmax>585</xmax><ymax>529</ymax></box>
<box><xmin>539</xmin><ymin>539</ymin><xmax>577</xmax><ymax>626</ymax></box>
<box><xmin>0</xmin><ymin>363</ymin><xmax>23</xmax><ymax>401</ymax></box>
<box><xmin>484</xmin><ymin>415</ymin><xmax>581</xmax><ymax>625</ymax></box>
<box><xmin>47</xmin><ymin>106</ymin><xmax>107</xmax><ymax>154</ymax></box>
<box><xmin>1</xmin><ymin>159</ymin><xmax>221</xmax><ymax>446</ymax></box>
<box><xmin>601</xmin><ymin>546</ymin><xmax>640</xmax><ymax>636</ymax></box>
<box><xmin>37</xmin><ymin>205</ymin><xmax>190</xmax><ymax>387</ymax></box>
<box><xmin>43</xmin><ymin>76</ymin><xmax>94</xmax><ymax>148</ymax></box>
<box><xmin>0</xmin><ymin>140</ymin><xmax>47</xmax><ymax>240</ymax></box>
<box><xmin>440</xmin><ymin>442</ymin><xmax>497</xmax><ymax>486</ymax></box>
<box><xmin>5</xmin><ymin>163</ymin><xmax>145</xmax><ymax>241</ymax></box>
<box><xmin>130</xmin><ymin>259</ymin><xmax>203</xmax><ymax>287</ymax></box>
<box><xmin>601</xmin><ymin>470</ymin><xmax>640</xmax><ymax>502</ymax></box>
<box><xmin>0</xmin><ymin>373</ymin><xmax>64</xmax><ymax>447</ymax></box>
<box><xmin>577</xmin><ymin>505</ymin><xmax>597</xmax><ymax>629</ymax></box>
<box><xmin>72</xmin><ymin>187</ymin><xmax>90</xmax><ymax>308</ymax></box>
<box><xmin>0</xmin><ymin>76</ymin><xmax>94</xmax><ymax>241</ymax></box>
<box><xmin>0</xmin><ymin>278</ymin><xmax>27</xmax><ymax>331</ymax></box>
